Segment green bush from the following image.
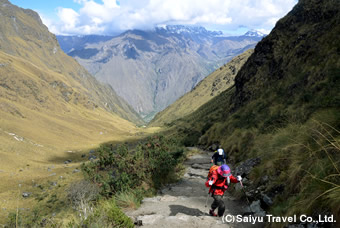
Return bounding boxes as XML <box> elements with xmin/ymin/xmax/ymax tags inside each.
<box><xmin>82</xmin><ymin>135</ymin><xmax>185</xmax><ymax>194</ymax></box>
<box><xmin>182</xmin><ymin>130</ymin><xmax>201</xmax><ymax>146</ymax></box>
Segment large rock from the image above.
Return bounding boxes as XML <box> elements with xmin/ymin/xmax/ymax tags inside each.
<box><xmin>249</xmin><ymin>200</ymin><xmax>266</xmax><ymax>217</ymax></box>
<box><xmin>235</xmin><ymin>158</ymin><xmax>261</xmax><ymax>177</ymax></box>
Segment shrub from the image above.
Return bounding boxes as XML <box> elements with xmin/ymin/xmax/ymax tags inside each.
<box><xmin>82</xmin><ymin>135</ymin><xmax>185</xmax><ymax>195</ymax></box>
<box><xmin>67</xmin><ymin>180</ymin><xmax>100</xmax><ymax>207</ymax></box>
<box><xmin>182</xmin><ymin>130</ymin><xmax>201</xmax><ymax>146</ymax></box>
<box><xmin>77</xmin><ymin>199</ymin><xmax>134</xmax><ymax>228</ymax></box>
<box><xmin>67</xmin><ymin>180</ymin><xmax>100</xmax><ymax>222</ymax></box>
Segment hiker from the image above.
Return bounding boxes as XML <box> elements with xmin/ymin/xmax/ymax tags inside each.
<box><xmin>211</xmin><ymin>148</ymin><xmax>226</xmax><ymax>165</ymax></box>
<box><xmin>205</xmin><ymin>164</ymin><xmax>242</xmax><ymax>217</ymax></box>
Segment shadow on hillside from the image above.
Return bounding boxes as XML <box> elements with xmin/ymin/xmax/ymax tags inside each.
<box><xmin>46</xmin><ymin>135</ymin><xmax>152</xmax><ymax>164</ymax></box>
<box><xmin>169</xmin><ymin>205</ymin><xmax>206</xmax><ymax>216</ymax></box>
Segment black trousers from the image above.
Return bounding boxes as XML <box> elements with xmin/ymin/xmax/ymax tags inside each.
<box><xmin>211</xmin><ymin>195</ymin><xmax>225</xmax><ymax>216</ymax></box>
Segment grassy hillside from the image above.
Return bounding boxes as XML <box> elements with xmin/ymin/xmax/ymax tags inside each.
<box><xmin>0</xmin><ymin>0</ymin><xmax>148</xmax><ymax>222</ymax></box>
<box><xmin>169</xmin><ymin>0</ymin><xmax>340</xmax><ymax>221</ymax></box>
<box><xmin>150</xmin><ymin>49</ymin><xmax>253</xmax><ymax>126</ymax></box>
<box><xmin>0</xmin><ymin>0</ymin><xmax>142</xmax><ymax>125</ymax></box>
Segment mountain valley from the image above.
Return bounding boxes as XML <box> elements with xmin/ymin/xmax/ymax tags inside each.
<box><xmin>0</xmin><ymin>0</ymin><xmax>339</xmax><ymax>226</ymax></box>
<box><xmin>57</xmin><ymin>27</ymin><xmax>264</xmax><ymax>120</ymax></box>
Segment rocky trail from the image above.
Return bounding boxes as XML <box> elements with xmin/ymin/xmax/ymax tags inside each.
<box><xmin>126</xmin><ymin>148</ymin><xmax>260</xmax><ymax>227</ymax></box>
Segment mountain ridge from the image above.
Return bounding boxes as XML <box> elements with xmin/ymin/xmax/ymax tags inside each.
<box><xmin>0</xmin><ymin>0</ymin><xmax>143</xmax><ymax>125</ymax></box>
<box><xmin>57</xmin><ymin>27</ymin><xmax>264</xmax><ymax>120</ymax></box>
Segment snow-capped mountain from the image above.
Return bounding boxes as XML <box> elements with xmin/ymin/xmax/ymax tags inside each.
<box><xmin>244</xmin><ymin>30</ymin><xmax>266</xmax><ymax>37</ymax></box>
<box><xmin>155</xmin><ymin>25</ymin><xmax>223</xmax><ymax>36</ymax></box>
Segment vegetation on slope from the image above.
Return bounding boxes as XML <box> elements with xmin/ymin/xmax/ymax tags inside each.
<box><xmin>5</xmin><ymin>135</ymin><xmax>186</xmax><ymax>227</ymax></box>
<box><xmin>0</xmin><ymin>0</ymin><xmax>145</xmax><ymax>222</ymax></box>
<box><xmin>167</xmin><ymin>0</ymin><xmax>340</xmax><ymax>222</ymax></box>
<box><xmin>0</xmin><ymin>0</ymin><xmax>143</xmax><ymax>125</ymax></box>
<box><xmin>151</xmin><ymin>49</ymin><xmax>253</xmax><ymax>126</ymax></box>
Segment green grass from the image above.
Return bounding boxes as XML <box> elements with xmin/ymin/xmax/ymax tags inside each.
<box><xmin>115</xmin><ymin>191</ymin><xmax>142</xmax><ymax>209</ymax></box>
<box><xmin>161</xmin><ymin>1</ymin><xmax>340</xmax><ymax>221</ymax></box>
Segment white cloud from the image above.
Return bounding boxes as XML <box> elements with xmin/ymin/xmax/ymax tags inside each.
<box><xmin>39</xmin><ymin>13</ymin><xmax>59</xmax><ymax>34</ymax></box>
<box><xmin>49</xmin><ymin>0</ymin><xmax>298</xmax><ymax>35</ymax></box>
<box><xmin>58</xmin><ymin>8</ymin><xmax>79</xmax><ymax>30</ymax></box>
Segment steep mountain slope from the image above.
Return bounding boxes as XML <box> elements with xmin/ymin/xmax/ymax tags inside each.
<box><xmin>58</xmin><ymin>27</ymin><xmax>263</xmax><ymax>120</ymax></box>
<box><xmin>151</xmin><ymin>49</ymin><xmax>253</xmax><ymax>126</ymax></box>
<box><xmin>0</xmin><ymin>0</ymin><xmax>142</xmax><ymax>125</ymax></box>
<box><xmin>0</xmin><ymin>0</ymin><xmax>146</xmax><ymax>220</ymax></box>
<box><xmin>170</xmin><ymin>0</ymin><xmax>340</xmax><ymax>220</ymax></box>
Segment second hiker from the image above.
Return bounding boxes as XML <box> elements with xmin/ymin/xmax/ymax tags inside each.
<box><xmin>211</xmin><ymin>148</ymin><xmax>227</xmax><ymax>165</ymax></box>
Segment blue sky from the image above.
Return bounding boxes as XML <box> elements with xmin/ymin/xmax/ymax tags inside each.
<box><xmin>10</xmin><ymin>0</ymin><xmax>81</xmax><ymax>22</ymax></box>
<box><xmin>9</xmin><ymin>0</ymin><xmax>298</xmax><ymax>36</ymax></box>
<box><xmin>11</xmin><ymin>0</ymin><xmax>81</xmax><ymax>15</ymax></box>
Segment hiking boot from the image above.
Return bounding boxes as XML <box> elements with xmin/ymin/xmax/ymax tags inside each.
<box><xmin>209</xmin><ymin>209</ymin><xmax>217</xmax><ymax>217</ymax></box>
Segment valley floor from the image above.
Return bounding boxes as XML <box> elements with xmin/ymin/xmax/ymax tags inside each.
<box><xmin>0</xmin><ymin>125</ymin><xmax>160</xmax><ymax>224</ymax></box>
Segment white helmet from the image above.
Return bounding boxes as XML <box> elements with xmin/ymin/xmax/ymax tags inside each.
<box><xmin>218</xmin><ymin>148</ymin><xmax>224</xmax><ymax>155</ymax></box>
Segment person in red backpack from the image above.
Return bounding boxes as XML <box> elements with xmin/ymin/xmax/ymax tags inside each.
<box><xmin>205</xmin><ymin>164</ymin><xmax>242</xmax><ymax>217</ymax></box>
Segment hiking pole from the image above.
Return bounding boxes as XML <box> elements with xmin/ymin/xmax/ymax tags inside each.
<box><xmin>205</xmin><ymin>192</ymin><xmax>210</xmax><ymax>207</ymax></box>
<box><xmin>239</xmin><ymin>180</ymin><xmax>254</xmax><ymax>215</ymax></box>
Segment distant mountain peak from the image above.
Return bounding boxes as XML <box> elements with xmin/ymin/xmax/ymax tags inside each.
<box><xmin>244</xmin><ymin>30</ymin><xmax>266</xmax><ymax>37</ymax></box>
<box><xmin>155</xmin><ymin>25</ymin><xmax>223</xmax><ymax>36</ymax></box>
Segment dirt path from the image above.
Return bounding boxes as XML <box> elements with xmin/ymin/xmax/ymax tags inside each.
<box><xmin>126</xmin><ymin>148</ymin><xmax>260</xmax><ymax>227</ymax></box>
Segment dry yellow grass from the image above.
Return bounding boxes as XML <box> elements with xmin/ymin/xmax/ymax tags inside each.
<box><xmin>0</xmin><ymin>52</ymin><xmax>159</xmax><ymax>223</ymax></box>
<box><xmin>0</xmin><ymin>107</ymin><xmax>159</xmax><ymax>223</ymax></box>
<box><xmin>0</xmin><ymin>3</ymin><xmax>149</xmax><ymax>223</ymax></box>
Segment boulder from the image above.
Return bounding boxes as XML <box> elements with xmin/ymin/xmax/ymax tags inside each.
<box><xmin>249</xmin><ymin>200</ymin><xmax>266</xmax><ymax>217</ymax></box>
<box><xmin>235</xmin><ymin>158</ymin><xmax>261</xmax><ymax>177</ymax></box>
<box><xmin>22</xmin><ymin>192</ymin><xmax>31</xmax><ymax>198</ymax></box>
